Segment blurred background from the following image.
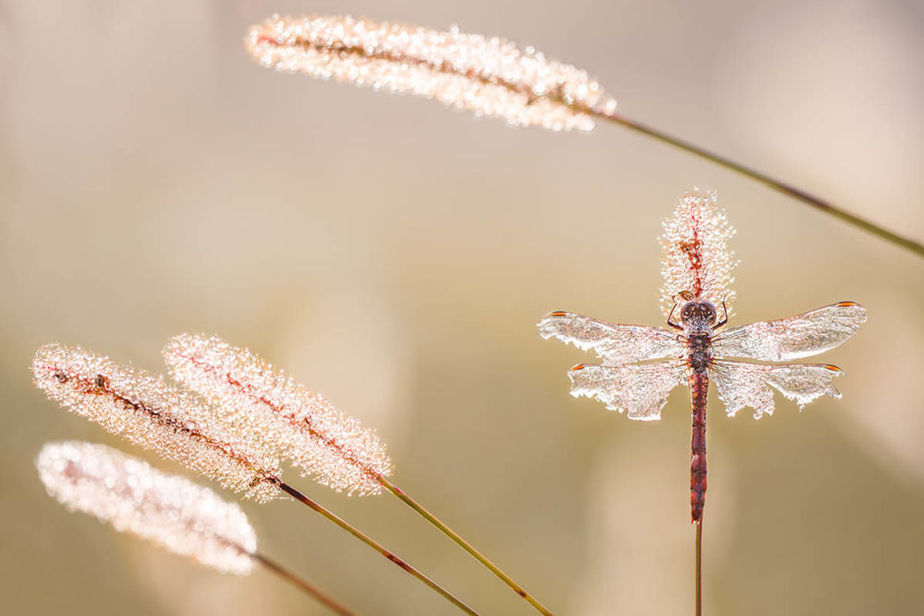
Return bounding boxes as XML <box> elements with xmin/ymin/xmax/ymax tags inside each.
<box><xmin>2</xmin><ymin>0</ymin><xmax>923</xmax><ymax>614</ymax></box>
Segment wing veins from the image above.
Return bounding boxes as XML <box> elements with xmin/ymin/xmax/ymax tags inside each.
<box><xmin>538</xmin><ymin>311</ymin><xmax>685</xmax><ymax>366</ymax></box>
<box><xmin>711</xmin><ymin>302</ymin><xmax>866</xmax><ymax>362</ymax></box>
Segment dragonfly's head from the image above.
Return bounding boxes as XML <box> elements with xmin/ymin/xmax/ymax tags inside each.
<box><xmin>680</xmin><ymin>300</ymin><xmax>718</xmax><ymax>328</ymax></box>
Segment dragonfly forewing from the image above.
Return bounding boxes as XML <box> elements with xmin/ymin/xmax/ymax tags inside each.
<box><xmin>711</xmin><ymin>359</ymin><xmax>843</xmax><ymax>419</ymax></box>
<box><xmin>538</xmin><ymin>311</ymin><xmax>686</xmax><ymax>365</ymax></box>
<box><xmin>711</xmin><ymin>302</ymin><xmax>867</xmax><ymax>362</ymax></box>
<box><xmin>568</xmin><ymin>360</ymin><xmax>689</xmax><ymax>421</ymax></box>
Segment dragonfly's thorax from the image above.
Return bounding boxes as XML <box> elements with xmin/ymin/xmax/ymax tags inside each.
<box><xmin>686</xmin><ymin>332</ymin><xmax>713</xmax><ymax>373</ymax></box>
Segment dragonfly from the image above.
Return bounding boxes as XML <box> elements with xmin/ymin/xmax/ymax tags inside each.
<box><xmin>537</xmin><ymin>190</ymin><xmax>867</xmax><ymax>525</ymax></box>
<box><xmin>538</xmin><ymin>298</ymin><xmax>867</xmax><ymax>522</ymax></box>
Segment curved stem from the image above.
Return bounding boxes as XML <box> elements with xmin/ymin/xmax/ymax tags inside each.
<box><xmin>695</xmin><ymin>521</ymin><xmax>703</xmax><ymax>616</ymax></box>
<box><xmin>251</xmin><ymin>552</ymin><xmax>358</xmax><ymax>615</ymax></box>
<box><xmin>276</xmin><ymin>480</ymin><xmax>481</xmax><ymax>616</ymax></box>
<box><xmin>376</xmin><ymin>475</ymin><xmax>555</xmax><ymax>616</ymax></box>
<box><xmin>586</xmin><ymin>107</ymin><xmax>924</xmax><ymax>258</ymax></box>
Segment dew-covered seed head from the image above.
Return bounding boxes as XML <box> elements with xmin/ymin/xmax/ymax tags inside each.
<box><xmin>660</xmin><ymin>189</ymin><xmax>737</xmax><ymax>317</ymax></box>
<box><xmin>164</xmin><ymin>333</ymin><xmax>393</xmax><ymax>496</ymax></box>
<box><xmin>32</xmin><ymin>343</ymin><xmax>282</xmax><ymax>502</ymax></box>
<box><xmin>37</xmin><ymin>441</ymin><xmax>258</xmax><ymax>574</ymax></box>
<box><xmin>245</xmin><ymin>14</ymin><xmax>617</xmax><ymax>132</ymax></box>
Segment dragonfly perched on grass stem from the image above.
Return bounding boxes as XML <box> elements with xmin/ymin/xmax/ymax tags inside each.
<box><xmin>537</xmin><ymin>189</ymin><xmax>866</xmax><ymax>614</ymax></box>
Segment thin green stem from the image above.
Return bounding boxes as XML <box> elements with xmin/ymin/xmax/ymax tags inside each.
<box><xmin>584</xmin><ymin>107</ymin><xmax>924</xmax><ymax>258</ymax></box>
<box><xmin>695</xmin><ymin>521</ymin><xmax>703</xmax><ymax>616</ymax></box>
<box><xmin>276</xmin><ymin>480</ymin><xmax>481</xmax><ymax>616</ymax></box>
<box><xmin>376</xmin><ymin>475</ymin><xmax>555</xmax><ymax>616</ymax></box>
<box><xmin>251</xmin><ymin>551</ymin><xmax>358</xmax><ymax>615</ymax></box>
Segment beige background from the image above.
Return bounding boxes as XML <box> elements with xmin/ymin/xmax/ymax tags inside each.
<box><xmin>2</xmin><ymin>0</ymin><xmax>923</xmax><ymax>614</ymax></box>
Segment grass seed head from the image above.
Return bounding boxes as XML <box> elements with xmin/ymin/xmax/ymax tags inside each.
<box><xmin>659</xmin><ymin>188</ymin><xmax>738</xmax><ymax>316</ymax></box>
<box><xmin>245</xmin><ymin>14</ymin><xmax>617</xmax><ymax>132</ymax></box>
<box><xmin>37</xmin><ymin>441</ymin><xmax>258</xmax><ymax>574</ymax></box>
<box><xmin>33</xmin><ymin>343</ymin><xmax>282</xmax><ymax>502</ymax></box>
<box><xmin>164</xmin><ymin>334</ymin><xmax>393</xmax><ymax>496</ymax></box>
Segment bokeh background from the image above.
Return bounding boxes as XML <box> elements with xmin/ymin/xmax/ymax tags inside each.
<box><xmin>2</xmin><ymin>0</ymin><xmax>923</xmax><ymax>614</ymax></box>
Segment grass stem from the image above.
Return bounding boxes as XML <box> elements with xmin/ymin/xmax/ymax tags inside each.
<box><xmin>276</xmin><ymin>480</ymin><xmax>481</xmax><ymax>616</ymax></box>
<box><xmin>251</xmin><ymin>551</ymin><xmax>358</xmax><ymax>615</ymax></box>
<box><xmin>588</xmin><ymin>108</ymin><xmax>924</xmax><ymax>258</ymax></box>
<box><xmin>695</xmin><ymin>521</ymin><xmax>703</xmax><ymax>616</ymax></box>
<box><xmin>376</xmin><ymin>475</ymin><xmax>555</xmax><ymax>616</ymax></box>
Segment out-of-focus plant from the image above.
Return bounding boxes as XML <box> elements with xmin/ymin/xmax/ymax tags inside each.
<box><xmin>245</xmin><ymin>13</ymin><xmax>922</xmax><ymax>257</ymax></box>
<box><xmin>37</xmin><ymin>440</ymin><xmax>357</xmax><ymax>615</ymax></box>
<box><xmin>32</xmin><ymin>344</ymin><xmax>481</xmax><ymax>615</ymax></box>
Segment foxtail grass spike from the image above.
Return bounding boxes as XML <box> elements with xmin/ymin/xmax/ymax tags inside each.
<box><xmin>34</xmin><ymin>343</ymin><xmax>476</xmax><ymax>614</ymax></box>
<box><xmin>164</xmin><ymin>333</ymin><xmax>555</xmax><ymax>616</ymax></box>
<box><xmin>245</xmin><ymin>14</ymin><xmax>923</xmax><ymax>257</ymax></box>
<box><xmin>38</xmin><ymin>441</ymin><xmax>360</xmax><ymax>614</ymax></box>
<box><xmin>164</xmin><ymin>334</ymin><xmax>392</xmax><ymax>496</ymax></box>
<box><xmin>32</xmin><ymin>343</ymin><xmax>282</xmax><ymax>501</ymax></box>
<box><xmin>659</xmin><ymin>188</ymin><xmax>737</xmax><ymax>317</ymax></box>
<box><xmin>37</xmin><ymin>440</ymin><xmax>257</xmax><ymax>574</ymax></box>
<box><xmin>245</xmin><ymin>14</ymin><xmax>616</xmax><ymax>132</ymax></box>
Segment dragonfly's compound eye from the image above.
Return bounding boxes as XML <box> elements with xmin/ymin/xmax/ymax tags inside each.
<box><xmin>680</xmin><ymin>301</ymin><xmax>718</xmax><ymax>325</ymax></box>
<box><xmin>701</xmin><ymin>302</ymin><xmax>718</xmax><ymax>325</ymax></box>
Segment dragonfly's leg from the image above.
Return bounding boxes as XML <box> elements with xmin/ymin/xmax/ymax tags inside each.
<box><xmin>667</xmin><ymin>302</ymin><xmax>683</xmax><ymax>331</ymax></box>
<box><xmin>714</xmin><ymin>299</ymin><xmax>729</xmax><ymax>329</ymax></box>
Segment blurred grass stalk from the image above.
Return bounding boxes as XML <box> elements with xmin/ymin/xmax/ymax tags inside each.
<box><xmin>37</xmin><ymin>441</ymin><xmax>358</xmax><ymax>615</ymax></box>
<box><xmin>245</xmin><ymin>13</ymin><xmax>923</xmax><ymax>257</ymax></box>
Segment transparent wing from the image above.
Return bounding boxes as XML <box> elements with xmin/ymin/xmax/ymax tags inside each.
<box><xmin>711</xmin><ymin>359</ymin><xmax>843</xmax><ymax>419</ymax></box>
<box><xmin>711</xmin><ymin>301</ymin><xmax>866</xmax><ymax>361</ymax></box>
<box><xmin>567</xmin><ymin>360</ymin><xmax>688</xmax><ymax>421</ymax></box>
<box><xmin>538</xmin><ymin>311</ymin><xmax>685</xmax><ymax>365</ymax></box>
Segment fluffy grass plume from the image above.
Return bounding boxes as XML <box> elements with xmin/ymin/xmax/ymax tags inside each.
<box><xmin>164</xmin><ymin>334</ymin><xmax>392</xmax><ymax>496</ymax></box>
<box><xmin>32</xmin><ymin>344</ymin><xmax>282</xmax><ymax>501</ymax></box>
<box><xmin>245</xmin><ymin>14</ymin><xmax>617</xmax><ymax>132</ymax></box>
<box><xmin>659</xmin><ymin>188</ymin><xmax>738</xmax><ymax>316</ymax></box>
<box><xmin>37</xmin><ymin>441</ymin><xmax>257</xmax><ymax>574</ymax></box>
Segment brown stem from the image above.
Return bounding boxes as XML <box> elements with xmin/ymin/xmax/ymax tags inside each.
<box><xmin>376</xmin><ymin>475</ymin><xmax>555</xmax><ymax>616</ymax></box>
<box><xmin>276</xmin><ymin>481</ymin><xmax>481</xmax><ymax>616</ymax></box>
<box><xmin>586</xmin><ymin>107</ymin><xmax>923</xmax><ymax>258</ymax></box>
<box><xmin>251</xmin><ymin>552</ymin><xmax>358</xmax><ymax>615</ymax></box>
<box><xmin>695</xmin><ymin>521</ymin><xmax>703</xmax><ymax>616</ymax></box>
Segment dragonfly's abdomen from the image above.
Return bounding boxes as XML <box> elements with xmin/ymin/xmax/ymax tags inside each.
<box><xmin>689</xmin><ymin>371</ymin><xmax>708</xmax><ymax>524</ymax></box>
